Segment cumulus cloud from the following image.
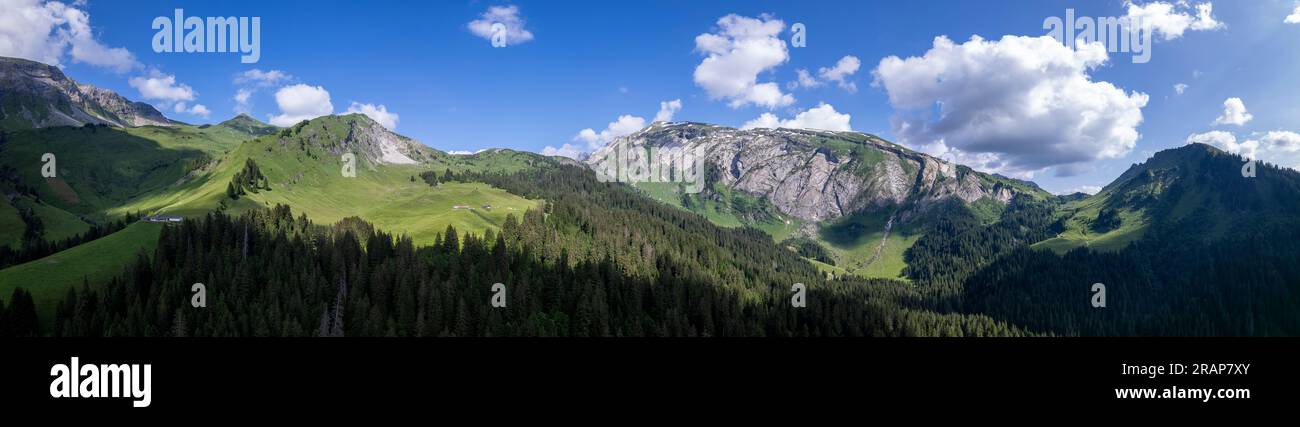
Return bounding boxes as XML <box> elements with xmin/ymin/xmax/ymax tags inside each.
<box><xmin>541</xmin><ymin>143</ymin><xmax>586</xmax><ymax>160</ymax></box>
<box><xmin>818</xmin><ymin>55</ymin><xmax>860</xmax><ymax>93</ymax></box>
<box><xmin>128</xmin><ymin>71</ymin><xmax>196</xmax><ymax>102</ymax></box>
<box><xmin>233</xmin><ymin>88</ymin><xmax>253</xmax><ymax>114</ymax></box>
<box><xmin>0</xmin><ymin>0</ymin><xmax>139</xmax><ymax>72</ymax></box>
<box><xmin>467</xmin><ymin>5</ymin><xmax>534</xmax><ymax>46</ymax></box>
<box><xmin>1288</xmin><ymin>2</ymin><xmax>1300</xmax><ymax>24</ymax></box>
<box><xmin>235</xmin><ymin>69</ymin><xmax>293</xmax><ymax>87</ymax></box>
<box><xmin>1124</xmin><ymin>1</ymin><xmax>1224</xmax><ymax>41</ymax></box>
<box><xmin>1061</xmin><ymin>185</ymin><xmax>1103</xmax><ymax>195</ymax></box>
<box><xmin>787</xmin><ymin>56</ymin><xmax>860</xmax><ymax>93</ymax></box>
<box><xmin>545</xmin><ymin>99</ymin><xmax>681</xmax><ymax>158</ymax></box>
<box><xmin>575</xmin><ymin>114</ymin><xmax>646</xmax><ymax>146</ymax></box>
<box><xmin>1188</xmin><ymin>130</ymin><xmax>1258</xmax><ymax>159</ymax></box>
<box><xmin>1213</xmin><ymin>97</ymin><xmax>1252</xmax><ymax>126</ymax></box>
<box><xmin>346</xmin><ymin>102</ymin><xmax>399</xmax><ymax>130</ymax></box>
<box><xmin>268</xmin><ymin>84</ymin><xmax>333</xmax><ymax>127</ymax></box>
<box><xmin>653</xmin><ymin>99</ymin><xmax>682</xmax><ymax>122</ymax></box>
<box><xmin>741</xmin><ymin>103</ymin><xmax>852</xmax><ymax>131</ymax></box>
<box><xmin>1257</xmin><ymin>131</ymin><xmax>1300</xmax><ymax>153</ymax></box>
<box><xmin>1187</xmin><ymin>130</ymin><xmax>1300</xmax><ymax>164</ymax></box>
<box><xmin>693</xmin><ymin>14</ymin><xmax>794</xmax><ymax>109</ymax></box>
<box><xmin>788</xmin><ymin>68</ymin><xmax>821</xmax><ymax>89</ymax></box>
<box><xmin>231</xmin><ymin>69</ymin><xmax>294</xmax><ymax>114</ymax></box>
<box><xmin>1174</xmin><ymin>83</ymin><xmax>1188</xmax><ymax>94</ymax></box>
<box><xmin>173</xmin><ymin>102</ymin><xmax>210</xmax><ymax>118</ymax></box>
<box><xmin>873</xmin><ymin>35</ymin><xmax>1148</xmax><ymax>178</ymax></box>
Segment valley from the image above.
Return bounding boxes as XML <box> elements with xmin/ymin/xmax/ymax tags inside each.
<box><xmin>3</xmin><ymin>54</ymin><xmax>1300</xmax><ymax>337</ymax></box>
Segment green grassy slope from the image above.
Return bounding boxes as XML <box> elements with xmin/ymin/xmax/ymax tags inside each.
<box><xmin>112</xmin><ymin>115</ymin><xmax>544</xmax><ymax>245</ymax></box>
<box><xmin>1031</xmin><ymin>191</ymin><xmax>1149</xmax><ymax>254</ymax></box>
<box><xmin>16</xmin><ymin>197</ymin><xmax>91</xmax><ymax>242</ymax></box>
<box><xmin>0</xmin><ymin>198</ymin><xmax>23</xmax><ymax>247</ymax></box>
<box><xmin>0</xmin><ymin>222</ymin><xmax>163</xmax><ymax>324</ymax></box>
<box><xmin>0</xmin><ymin>123</ymin><xmax>258</xmax><ymax>223</ymax></box>
<box><xmin>0</xmin><ymin>115</ymin><xmax>553</xmax><ymax>326</ymax></box>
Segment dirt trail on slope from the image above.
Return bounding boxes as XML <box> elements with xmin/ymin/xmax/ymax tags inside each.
<box><xmin>860</xmin><ymin>215</ymin><xmax>894</xmax><ymax>269</ymax></box>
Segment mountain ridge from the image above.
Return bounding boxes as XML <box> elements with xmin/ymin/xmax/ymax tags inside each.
<box><xmin>587</xmin><ymin>121</ymin><xmax>1048</xmax><ymax>225</ymax></box>
<box><xmin>0</xmin><ymin>56</ymin><xmax>172</xmax><ymax>129</ymax></box>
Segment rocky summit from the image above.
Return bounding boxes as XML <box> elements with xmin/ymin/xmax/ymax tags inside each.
<box><xmin>587</xmin><ymin>121</ymin><xmax>1036</xmax><ymax>224</ymax></box>
<box><xmin>0</xmin><ymin>56</ymin><xmax>172</xmax><ymax>129</ymax></box>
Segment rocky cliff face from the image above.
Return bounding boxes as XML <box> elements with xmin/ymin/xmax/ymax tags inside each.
<box><xmin>282</xmin><ymin>114</ymin><xmax>440</xmax><ymax>166</ymax></box>
<box><xmin>587</xmin><ymin>122</ymin><xmax>1028</xmax><ymax>223</ymax></box>
<box><xmin>0</xmin><ymin>56</ymin><xmax>173</xmax><ymax>129</ymax></box>
<box><xmin>75</xmin><ymin>83</ymin><xmax>172</xmax><ymax>127</ymax></box>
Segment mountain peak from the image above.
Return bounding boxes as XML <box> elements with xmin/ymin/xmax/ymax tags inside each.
<box><xmin>589</xmin><ymin>120</ymin><xmax>1046</xmax><ymax>223</ymax></box>
<box><xmin>0</xmin><ymin>55</ymin><xmax>172</xmax><ymax>129</ymax></box>
<box><xmin>265</xmin><ymin>113</ymin><xmax>439</xmax><ymax>165</ymax></box>
<box><xmin>217</xmin><ymin>113</ymin><xmax>277</xmax><ymax>137</ymax></box>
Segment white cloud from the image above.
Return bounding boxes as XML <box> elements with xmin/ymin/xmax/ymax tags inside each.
<box><xmin>818</xmin><ymin>55</ymin><xmax>860</xmax><ymax>93</ymax></box>
<box><xmin>233</xmin><ymin>88</ymin><xmax>253</xmax><ymax>113</ymax></box>
<box><xmin>268</xmin><ymin>84</ymin><xmax>333</xmax><ymax>127</ymax></box>
<box><xmin>0</xmin><ymin>0</ymin><xmax>139</xmax><ymax>73</ymax></box>
<box><xmin>346</xmin><ymin>102</ymin><xmax>399</xmax><ymax>130</ymax></box>
<box><xmin>1213</xmin><ymin>97</ymin><xmax>1252</xmax><ymax>126</ymax></box>
<box><xmin>787</xmin><ymin>56</ymin><xmax>861</xmax><ymax>93</ymax></box>
<box><xmin>873</xmin><ymin>35</ymin><xmax>1148</xmax><ymax>178</ymax></box>
<box><xmin>1061</xmin><ymin>185</ymin><xmax>1103</xmax><ymax>195</ymax></box>
<box><xmin>550</xmin><ymin>99</ymin><xmax>680</xmax><ymax>158</ymax></box>
<box><xmin>741</xmin><ymin>103</ymin><xmax>852</xmax><ymax>131</ymax></box>
<box><xmin>235</xmin><ymin>69</ymin><xmax>293</xmax><ymax>87</ymax></box>
<box><xmin>128</xmin><ymin>71</ymin><xmax>196</xmax><ymax>102</ymax></box>
<box><xmin>541</xmin><ymin>143</ymin><xmax>586</xmax><ymax>160</ymax></box>
<box><xmin>173</xmin><ymin>102</ymin><xmax>209</xmax><ymax>118</ymax></box>
<box><xmin>1174</xmin><ymin>83</ymin><xmax>1188</xmax><ymax>94</ymax></box>
<box><xmin>1258</xmin><ymin>130</ymin><xmax>1300</xmax><ymax>152</ymax></box>
<box><xmin>693</xmin><ymin>14</ymin><xmax>794</xmax><ymax>109</ymax></box>
<box><xmin>467</xmin><ymin>5</ymin><xmax>534</xmax><ymax>46</ymax></box>
<box><xmin>1124</xmin><ymin>1</ymin><xmax>1223</xmax><ymax>41</ymax></box>
<box><xmin>575</xmin><ymin>114</ymin><xmax>646</xmax><ymax>146</ymax></box>
<box><xmin>1187</xmin><ymin>130</ymin><xmax>1257</xmax><ymax>159</ymax></box>
<box><xmin>1288</xmin><ymin>2</ymin><xmax>1300</xmax><ymax>23</ymax></box>
<box><xmin>788</xmin><ymin>68</ymin><xmax>821</xmax><ymax>89</ymax></box>
<box><xmin>230</xmin><ymin>69</ymin><xmax>294</xmax><ymax>114</ymax></box>
<box><xmin>653</xmin><ymin>99</ymin><xmax>682</xmax><ymax>122</ymax></box>
<box><xmin>57</xmin><ymin>3</ymin><xmax>138</xmax><ymax>72</ymax></box>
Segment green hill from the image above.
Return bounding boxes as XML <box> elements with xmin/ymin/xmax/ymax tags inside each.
<box><xmin>1031</xmin><ymin>143</ymin><xmax>1299</xmax><ymax>254</ymax></box>
<box><xmin>0</xmin><ymin>221</ymin><xmax>163</xmax><ymax>325</ymax></box>
<box><xmin>0</xmin><ymin>114</ymin><xmax>556</xmax><ymax>326</ymax></box>
<box><xmin>109</xmin><ymin>114</ymin><xmax>545</xmax><ymax>245</ymax></box>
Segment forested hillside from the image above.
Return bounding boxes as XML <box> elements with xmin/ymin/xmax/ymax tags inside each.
<box><xmin>29</xmin><ymin>166</ymin><xmax>1029</xmax><ymax>337</ymax></box>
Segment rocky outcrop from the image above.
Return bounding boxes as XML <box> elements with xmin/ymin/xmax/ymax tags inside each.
<box><xmin>0</xmin><ymin>56</ymin><xmax>173</xmax><ymax>129</ymax></box>
<box><xmin>587</xmin><ymin>122</ymin><xmax>1031</xmax><ymax>223</ymax></box>
<box><xmin>76</xmin><ymin>83</ymin><xmax>172</xmax><ymax>127</ymax></box>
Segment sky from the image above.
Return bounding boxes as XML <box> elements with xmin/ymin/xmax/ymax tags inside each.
<box><xmin>2</xmin><ymin>0</ymin><xmax>1300</xmax><ymax>194</ymax></box>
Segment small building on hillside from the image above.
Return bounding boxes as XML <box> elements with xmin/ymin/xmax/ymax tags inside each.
<box><xmin>142</xmin><ymin>214</ymin><xmax>184</xmax><ymax>223</ymax></box>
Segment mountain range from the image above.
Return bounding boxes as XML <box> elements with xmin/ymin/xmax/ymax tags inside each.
<box><xmin>2</xmin><ymin>55</ymin><xmax>1298</xmax><ymax>337</ymax></box>
<box><xmin>0</xmin><ymin>57</ymin><xmax>173</xmax><ymax>129</ymax></box>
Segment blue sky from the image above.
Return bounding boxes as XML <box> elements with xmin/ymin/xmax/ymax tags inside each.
<box><xmin>5</xmin><ymin>0</ymin><xmax>1300</xmax><ymax>194</ymax></box>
